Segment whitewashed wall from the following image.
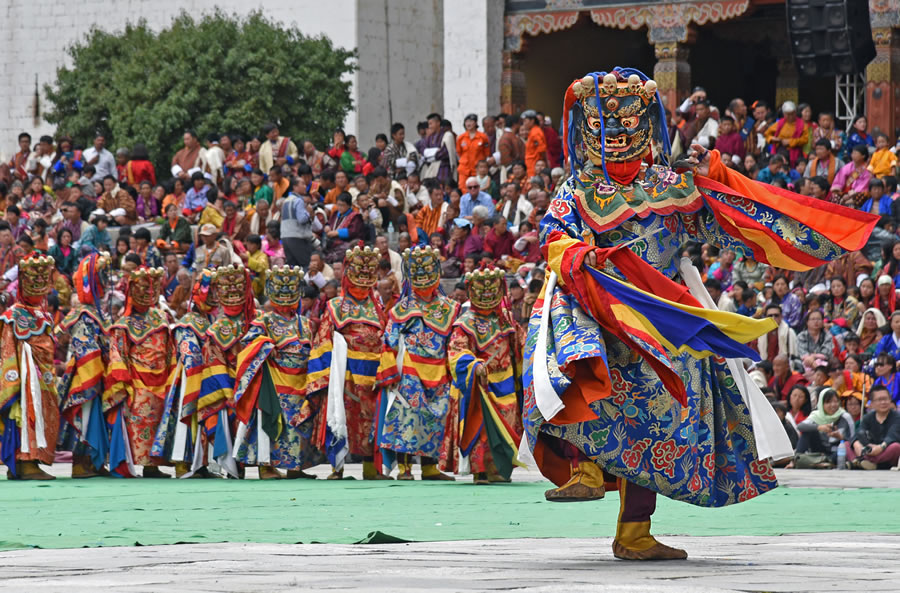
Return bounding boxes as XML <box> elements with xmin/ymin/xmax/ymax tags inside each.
<box><xmin>442</xmin><ymin>0</ymin><xmax>503</xmax><ymax>132</ymax></box>
<box><xmin>0</xmin><ymin>0</ymin><xmax>361</xmax><ymax>159</ymax></box>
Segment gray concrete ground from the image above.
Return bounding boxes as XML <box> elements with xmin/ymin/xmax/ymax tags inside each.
<box><xmin>2</xmin><ymin>467</ymin><xmax>899</xmax><ymax>592</ymax></box>
<box><xmin>2</xmin><ymin>534</ymin><xmax>898</xmax><ymax>593</ymax></box>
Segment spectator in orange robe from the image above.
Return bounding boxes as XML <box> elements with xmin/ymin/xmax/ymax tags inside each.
<box><xmin>456</xmin><ymin>113</ymin><xmax>491</xmax><ymax>191</ymax></box>
<box><xmin>522</xmin><ymin>110</ymin><xmax>547</xmax><ymax>178</ymax></box>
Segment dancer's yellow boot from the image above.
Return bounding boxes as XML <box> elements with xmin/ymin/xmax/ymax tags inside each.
<box><xmin>612</xmin><ymin>480</ymin><xmax>687</xmax><ymax>560</ymax></box>
<box><xmin>421</xmin><ymin>463</ymin><xmax>455</xmax><ymax>481</ymax></box>
<box><xmin>544</xmin><ymin>460</ymin><xmax>605</xmax><ymax>502</ymax></box>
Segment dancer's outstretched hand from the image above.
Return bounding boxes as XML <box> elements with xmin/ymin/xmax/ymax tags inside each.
<box><xmin>686</xmin><ymin>143</ymin><xmax>712</xmax><ymax>176</ymax></box>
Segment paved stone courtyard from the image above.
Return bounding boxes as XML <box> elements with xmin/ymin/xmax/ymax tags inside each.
<box><xmin>2</xmin><ymin>468</ymin><xmax>898</xmax><ymax>592</ymax></box>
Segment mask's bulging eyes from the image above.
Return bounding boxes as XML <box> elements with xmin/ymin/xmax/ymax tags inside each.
<box><xmin>621</xmin><ymin>117</ymin><xmax>639</xmax><ymax>129</ymax></box>
<box><xmin>588</xmin><ymin>117</ymin><xmax>602</xmax><ymax>130</ymax></box>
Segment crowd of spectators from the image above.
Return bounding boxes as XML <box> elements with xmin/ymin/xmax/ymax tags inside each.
<box><xmin>2</xmin><ymin>86</ymin><xmax>900</xmax><ymax>470</ymax></box>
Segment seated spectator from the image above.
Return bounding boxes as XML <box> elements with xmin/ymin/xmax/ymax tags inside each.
<box><xmin>161</xmin><ymin>252</ymin><xmax>181</xmax><ymax>300</ymax></box>
<box><xmin>443</xmin><ymin>218</ymin><xmax>482</xmax><ymax>277</ymax></box>
<box><xmin>483</xmin><ymin>215</ymin><xmax>514</xmax><ymax>259</ymax></box>
<box><xmin>757</xmin><ymin>304</ymin><xmax>799</xmax><ymax>361</ymax></box>
<box><xmin>110</xmin><ymin>237</ymin><xmax>130</xmax><ymax>272</ymax></box>
<box><xmin>131</xmin><ymin>227</ymin><xmax>163</xmax><ymax>268</ymax></box>
<box><xmin>846</xmin><ymin>385</ymin><xmax>900</xmax><ymax>469</ymax></box>
<box><xmin>736</xmin><ymin>289</ymin><xmax>758</xmax><ymax>317</ymax></box>
<box><xmin>300</xmin><ymin>284</ymin><xmax>323</xmax><ymax>334</ymax></box>
<box><xmin>798</xmin><ymin>310</ymin><xmax>838</xmax><ymax>366</ymax></box>
<box><xmin>830</xmin><ymin>144</ymin><xmax>872</xmax><ymax>207</ymax></box>
<box><xmin>822</xmin><ymin>276</ymin><xmax>858</xmax><ymax>328</ymax></box>
<box><xmin>708</xmin><ymin>248</ymin><xmax>735</xmax><ymax>290</ymax></box>
<box><xmin>861</xmin><ymin>178</ymin><xmax>891</xmax><ymax>216</ymax></box>
<box><xmin>183</xmin><ymin>171</ymin><xmax>210</xmax><ymax>222</ymax></box>
<box><xmin>374</xmin><ymin>234</ymin><xmax>402</xmax><ymax>279</ymax></box>
<box><xmin>23</xmin><ymin>176</ymin><xmax>54</xmax><ymax>216</ymax></box>
<box><xmin>872</xmin><ymin>310</ymin><xmax>900</xmax><ymax>360</ymax></box>
<box><xmin>786</xmin><ymin>384</ymin><xmax>813</xmax><ymax>427</ymax></box>
<box><xmin>841</xmin><ymin>391</ymin><xmax>863</xmax><ymax>432</ymax></box>
<box><xmin>756</xmin><ymin>154</ymin><xmax>791</xmax><ymax>186</ymax></box>
<box><xmin>872</xmin><ymin>353</ymin><xmax>900</xmax><ymax>407</ymax></box>
<box><xmin>769</xmin><ymin>353</ymin><xmax>807</xmax><ymax>401</ymax></box>
<box><xmin>838</xmin><ymin>332</ymin><xmax>863</xmax><ymax>362</ymax></box>
<box><xmin>795</xmin><ymin>387</ymin><xmax>854</xmax><ymax>465</ymax></box>
<box><xmin>868</xmin><ymin>132</ymin><xmax>898</xmax><ymax>179</ymax></box>
<box><xmin>323</xmin><ymin>193</ymin><xmax>363</xmax><ymax>263</ymax></box>
<box><xmin>97</xmin><ymin>175</ymin><xmax>137</xmax><ymax>226</ymax></box>
<box><xmin>770</xmin><ymin>274</ymin><xmax>803</xmax><ymax>330</ymax></box>
<box><xmin>246</xmin><ymin>194</ymin><xmax>271</xmax><ymax>237</ymax></box>
<box><xmin>30</xmin><ymin>218</ymin><xmax>50</xmax><ymax>253</ymax></box>
<box><xmin>79</xmin><ymin>214</ymin><xmax>112</xmax><ymax>254</ymax></box>
<box><xmin>305</xmin><ymin>251</ymin><xmax>334</xmax><ymax>290</ymax></box>
<box><xmin>732</xmin><ymin>255</ymin><xmax>768</xmax><ymax>291</ymax></box>
<box><xmin>135</xmin><ymin>180</ymin><xmax>158</xmax><ymax>222</ymax></box>
<box><xmin>857</xmin><ymin>307</ymin><xmax>886</xmax><ymax>357</ymax></box>
<box><xmin>429</xmin><ymin>232</ymin><xmax>446</xmax><ymax>257</ymax></box>
<box><xmin>157</xmin><ymin>203</ymin><xmax>193</xmax><ymax>254</ymax></box>
<box><xmin>58</xmin><ymin>200</ymin><xmax>89</xmax><ymax>246</ymax></box>
<box><xmin>221</xmin><ymin>200</ymin><xmax>248</xmax><ymax>245</ymax></box>
<box><xmin>165</xmin><ymin>261</ymin><xmax>191</xmax><ymax>319</ymax></box>
<box><xmin>415</xmin><ymin>181</ymin><xmax>449</xmax><ymax>237</ymax></box>
<box><xmin>705</xmin><ymin>277</ymin><xmax>736</xmax><ymax>313</ymax></box>
<box><xmin>498</xmin><ymin>183</ymin><xmax>532</xmax><ymax>229</ymax></box>
<box><xmin>462</xmin><ymin>253</ymin><xmax>479</xmax><ymax>275</ymax></box>
<box><xmin>513</xmin><ymin>220</ymin><xmax>541</xmax><ymax>264</ymax></box>
<box><xmin>804</xmin><ymin>139</ymin><xmax>843</xmax><ymax>185</ymax></box>
<box><xmin>161</xmin><ymin>178</ymin><xmax>187</xmax><ymax>214</ymax></box>
<box><xmin>357</xmin><ymin>193</ymin><xmax>384</xmax><ymax>240</ymax></box>
<box><xmin>49</xmin><ymin>228</ymin><xmax>78</xmax><ymax>278</ymax></box>
<box><xmin>377</xmin><ymin>266</ymin><xmax>400</xmax><ymax>302</ymax></box>
<box><xmin>397</xmin><ymin>232</ymin><xmax>412</xmax><ymax>252</ymax></box>
<box><xmin>263</xmin><ymin>220</ymin><xmax>285</xmax><ymax>267</ymax></box>
<box><xmin>460</xmin><ymin>176</ymin><xmax>495</xmax><ymax>220</ymax></box>
<box><xmin>192</xmin><ymin>224</ymin><xmax>231</xmax><ymax>275</ymax></box>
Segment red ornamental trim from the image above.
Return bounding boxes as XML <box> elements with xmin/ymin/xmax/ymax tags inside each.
<box><xmin>505</xmin><ymin>11</ymin><xmax>580</xmax><ymax>52</ymax></box>
<box><xmin>589</xmin><ymin>0</ymin><xmax>750</xmax><ymax>43</ymax></box>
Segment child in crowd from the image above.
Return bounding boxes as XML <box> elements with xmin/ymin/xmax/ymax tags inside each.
<box><xmin>242</xmin><ymin>234</ymin><xmax>268</xmax><ymax>299</ymax></box>
<box><xmin>868</xmin><ymin>133</ymin><xmax>898</xmax><ymax>179</ymax></box>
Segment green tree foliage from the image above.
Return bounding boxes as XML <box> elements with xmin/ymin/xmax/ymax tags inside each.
<box><xmin>45</xmin><ymin>10</ymin><xmax>356</xmax><ymax>175</ymax></box>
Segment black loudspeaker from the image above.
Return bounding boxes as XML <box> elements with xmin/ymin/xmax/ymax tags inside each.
<box><xmin>787</xmin><ymin>0</ymin><xmax>877</xmax><ymax>77</ymax></box>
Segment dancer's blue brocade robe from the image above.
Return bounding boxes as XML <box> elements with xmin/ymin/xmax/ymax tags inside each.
<box><xmin>522</xmin><ymin>154</ymin><xmax>874</xmax><ymax>507</ymax></box>
<box><xmin>377</xmin><ymin>294</ymin><xmax>460</xmax><ymax>464</ymax></box>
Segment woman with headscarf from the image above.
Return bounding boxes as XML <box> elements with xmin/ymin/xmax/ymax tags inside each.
<box><xmin>857</xmin><ymin>307</ymin><xmax>887</xmax><ymax>357</ymax></box>
<box><xmin>795</xmin><ymin>387</ymin><xmax>854</xmax><ymax>464</ymax></box>
<box><xmin>873</xmin><ymin>274</ymin><xmax>900</xmax><ymax>318</ymax></box>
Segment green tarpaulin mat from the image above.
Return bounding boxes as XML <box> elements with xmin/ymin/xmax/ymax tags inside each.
<box><xmin>0</xmin><ymin>479</ymin><xmax>896</xmax><ymax>551</ymax></box>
